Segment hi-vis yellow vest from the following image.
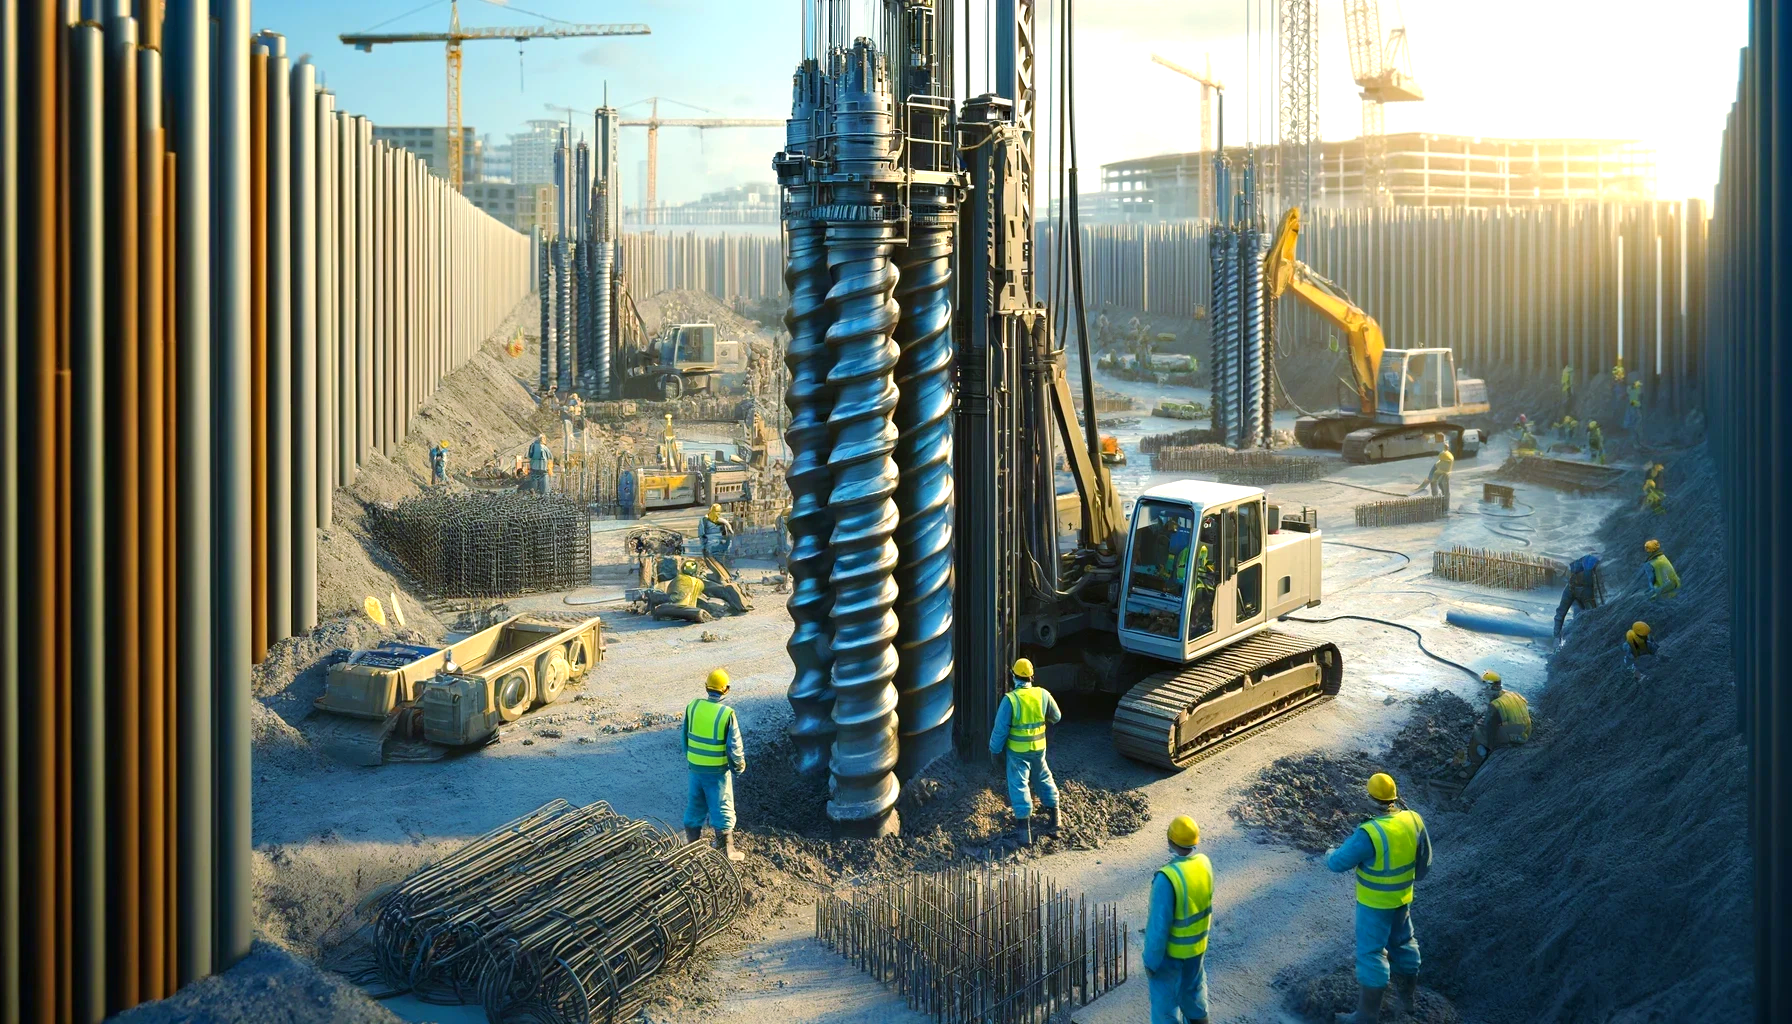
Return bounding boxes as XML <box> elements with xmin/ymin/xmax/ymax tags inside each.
<box><xmin>1005</xmin><ymin>688</ymin><xmax>1047</xmax><ymax>754</ymax></box>
<box><xmin>684</xmin><ymin>699</ymin><xmax>733</xmax><ymax>771</ymax></box>
<box><xmin>1650</xmin><ymin>555</ymin><xmax>1681</xmax><ymax>598</ymax></box>
<box><xmin>1355</xmin><ymin>809</ymin><xmax>1425</xmax><ymax>909</ymax></box>
<box><xmin>1491</xmin><ymin>691</ymin><xmax>1532</xmax><ymax>744</ymax></box>
<box><xmin>1158</xmin><ymin>854</ymin><xmax>1214</xmax><ymax>959</ymax></box>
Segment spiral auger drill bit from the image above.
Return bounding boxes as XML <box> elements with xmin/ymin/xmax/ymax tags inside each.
<box><xmin>1241</xmin><ymin>228</ymin><xmax>1265</xmax><ymax>448</ymax></box>
<box><xmin>555</xmin><ymin>237</ymin><xmax>574</xmax><ymax>394</ymax></box>
<box><xmin>593</xmin><ymin>183</ymin><xmax>614</xmax><ymax>398</ymax></box>
<box><xmin>538</xmin><ymin>236</ymin><xmax>552</xmax><ymax>391</ymax></box>
<box><xmin>892</xmin><ymin>205</ymin><xmax>957</xmax><ymax>782</ymax></box>
<box><xmin>777</xmin><ymin>56</ymin><xmax>839</xmax><ymax>778</ymax></box>
<box><xmin>820</xmin><ymin>38</ymin><xmax>903</xmax><ymax>836</ymax></box>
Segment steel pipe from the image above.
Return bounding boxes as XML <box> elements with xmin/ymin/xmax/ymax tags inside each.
<box><xmin>260</xmin><ymin>33</ymin><xmax>293</xmax><ymax>648</ymax></box>
<box><xmin>291</xmin><ymin>62</ymin><xmax>318</xmax><ymax>633</ymax></box>
<box><xmin>0</xmin><ymin>0</ymin><xmax>23</xmax><ymax>1014</ymax></box>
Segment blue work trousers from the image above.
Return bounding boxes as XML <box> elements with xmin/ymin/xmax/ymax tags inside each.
<box><xmin>1354</xmin><ymin>903</ymin><xmax>1421</xmax><ymax>988</ymax></box>
<box><xmin>684</xmin><ymin>770</ymin><xmax>737</xmax><ymax>832</ymax></box>
<box><xmin>1005</xmin><ymin>749</ymin><xmax>1058</xmax><ymax>819</ymax></box>
<box><xmin>1147</xmin><ymin>955</ymin><xmax>1208</xmax><ymax>1024</ymax></box>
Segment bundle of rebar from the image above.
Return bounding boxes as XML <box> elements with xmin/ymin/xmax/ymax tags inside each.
<box><xmin>814</xmin><ymin>865</ymin><xmax>1128</xmax><ymax>1024</ymax></box>
<box><xmin>1354</xmin><ymin>496</ymin><xmax>1450</xmax><ymax>527</ymax></box>
<box><xmin>1140</xmin><ymin>428</ymin><xmax>1224</xmax><ymax>454</ymax></box>
<box><xmin>1150</xmin><ymin>445</ymin><xmax>1329</xmax><ymax>484</ymax></box>
<box><xmin>367</xmin><ymin>492</ymin><xmax>591</xmax><ymax>597</ymax></box>
<box><xmin>1499</xmin><ymin>452</ymin><xmax>1625</xmax><ymax>492</ymax></box>
<box><xmin>1432</xmin><ymin>545</ymin><xmax>1567</xmax><ymax>590</ymax></box>
<box><xmin>358</xmin><ymin>800</ymin><xmax>740</xmax><ymax>1023</ymax></box>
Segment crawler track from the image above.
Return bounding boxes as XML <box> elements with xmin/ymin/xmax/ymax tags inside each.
<box><xmin>1112</xmin><ymin>630</ymin><xmax>1343</xmax><ymax>770</ymax></box>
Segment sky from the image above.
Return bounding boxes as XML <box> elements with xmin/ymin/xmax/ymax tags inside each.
<box><xmin>265</xmin><ymin>0</ymin><xmax>1749</xmax><ymax>206</ymax></box>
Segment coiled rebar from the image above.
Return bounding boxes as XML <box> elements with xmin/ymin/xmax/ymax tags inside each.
<box><xmin>1241</xmin><ymin>228</ymin><xmax>1265</xmax><ymax>448</ymax></box>
<box><xmin>780</xmin><ymin>58</ymin><xmax>838</xmax><ymax>778</ymax></box>
<box><xmin>892</xmin><ymin>213</ymin><xmax>955</xmax><ymax>781</ymax></box>
<box><xmin>821</xmin><ymin>40</ymin><xmax>903</xmax><ymax>835</ymax></box>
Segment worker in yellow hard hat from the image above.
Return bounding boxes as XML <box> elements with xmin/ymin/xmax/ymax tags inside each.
<box><xmin>698</xmin><ymin>502</ymin><xmax>735</xmax><ymax>569</ymax></box>
<box><xmin>682</xmin><ymin>668</ymin><xmax>746</xmax><ymax>862</ymax></box>
<box><xmin>1642</xmin><ymin>478</ymin><xmax>1665</xmax><ymax>515</ymax></box>
<box><xmin>429</xmin><ymin>439</ymin><xmax>452</xmax><ymax>487</ymax></box>
<box><xmin>1420</xmin><ymin>448</ymin><xmax>1454</xmax><ymax>501</ymax></box>
<box><xmin>1586</xmin><ymin>420</ymin><xmax>1604</xmax><ymax>464</ymax></box>
<box><xmin>1324</xmin><ymin>773</ymin><xmax>1432</xmax><ymax>1023</ymax></box>
<box><xmin>1467</xmin><ymin>670</ymin><xmax>1532</xmax><ymax>774</ymax></box>
<box><xmin>1640</xmin><ymin>539</ymin><xmax>1680</xmax><ymax>599</ymax></box>
<box><xmin>1625</xmin><ymin>621</ymin><xmax>1658</xmax><ymax>680</ymax></box>
<box><xmin>987</xmin><ymin>657</ymin><xmax>1062</xmax><ymax>844</ymax></box>
<box><xmin>1146</xmin><ymin>815</ymin><xmax>1214</xmax><ymax>1024</ymax></box>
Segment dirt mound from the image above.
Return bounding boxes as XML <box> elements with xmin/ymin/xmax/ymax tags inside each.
<box><xmin>1230</xmin><ymin>691</ymin><xmax>1477</xmax><ymax>853</ymax></box>
<box><xmin>636</xmin><ymin>288</ymin><xmax>772</xmax><ymax>350</ymax></box>
<box><xmin>1291</xmin><ymin>966</ymin><xmax>1462</xmax><ymax>1024</ymax></box>
<box><xmin>1421</xmin><ymin>448</ymin><xmax>1751</xmax><ymax>1023</ymax></box>
<box><xmin>109</xmin><ymin>940</ymin><xmax>399</xmax><ymax>1024</ymax></box>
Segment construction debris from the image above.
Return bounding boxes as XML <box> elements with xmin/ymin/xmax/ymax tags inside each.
<box><xmin>367</xmin><ymin>492</ymin><xmax>591</xmax><ymax>597</ymax></box>
<box><xmin>1152</xmin><ymin>399</ymin><xmax>1209</xmax><ymax>420</ymax></box>
<box><xmin>1432</xmin><ymin>545</ymin><xmax>1567</xmax><ymax>590</ymax></box>
<box><xmin>1150</xmin><ymin>445</ymin><xmax>1331</xmax><ymax>484</ymax></box>
<box><xmin>1499</xmin><ymin>452</ymin><xmax>1626</xmax><ymax>492</ymax></box>
<box><xmin>327</xmin><ymin>800</ymin><xmax>740</xmax><ymax>1021</ymax></box>
<box><xmin>1354</xmin><ymin>496</ymin><xmax>1450</xmax><ymax>527</ymax></box>
<box><xmin>814</xmin><ymin>865</ymin><xmax>1128</xmax><ymax>1024</ymax></box>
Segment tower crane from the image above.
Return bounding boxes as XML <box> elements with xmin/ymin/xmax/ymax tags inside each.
<box><xmin>1150</xmin><ymin>53</ymin><xmax>1224</xmax><ymax>216</ymax></box>
<box><xmin>619</xmin><ymin>98</ymin><xmax>782</xmax><ymax>223</ymax></box>
<box><xmin>1340</xmin><ymin>0</ymin><xmax>1423</xmax><ymax>203</ymax></box>
<box><xmin>341</xmin><ymin>1</ymin><xmax>650</xmax><ymax>190</ymax></box>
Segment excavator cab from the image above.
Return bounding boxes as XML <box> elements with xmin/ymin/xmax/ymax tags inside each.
<box><xmin>1375</xmin><ymin>348</ymin><xmax>1491</xmax><ymax>422</ymax></box>
<box><xmin>1117</xmin><ymin>482</ymin><xmax>1276</xmax><ymax>664</ymax></box>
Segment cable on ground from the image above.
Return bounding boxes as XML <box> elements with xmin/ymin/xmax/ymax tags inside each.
<box><xmin>1279</xmin><ymin>612</ymin><xmax>1482</xmax><ymax>682</ymax></box>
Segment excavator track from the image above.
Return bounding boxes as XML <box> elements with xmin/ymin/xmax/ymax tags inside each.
<box><xmin>1112</xmin><ymin>630</ymin><xmax>1343</xmax><ymax>770</ymax></box>
<box><xmin>1341</xmin><ymin>423</ymin><xmax>1468</xmax><ymax>464</ymax></box>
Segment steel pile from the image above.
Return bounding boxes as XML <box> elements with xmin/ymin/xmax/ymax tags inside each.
<box><xmin>814</xmin><ymin>865</ymin><xmax>1128</xmax><ymax>1024</ymax></box>
<box><xmin>368</xmin><ymin>492</ymin><xmax>591</xmax><ymax>597</ymax></box>
<box><xmin>358</xmin><ymin>800</ymin><xmax>741</xmax><ymax>1023</ymax></box>
<box><xmin>1149</xmin><ymin>445</ymin><xmax>1330</xmax><ymax>484</ymax></box>
<box><xmin>1354</xmin><ymin>496</ymin><xmax>1451</xmax><ymax>527</ymax></box>
<box><xmin>1433</xmin><ymin>545</ymin><xmax>1567</xmax><ymax>591</ymax></box>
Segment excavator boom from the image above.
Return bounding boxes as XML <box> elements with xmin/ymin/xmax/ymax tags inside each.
<box><xmin>1264</xmin><ymin>207</ymin><xmax>1381</xmax><ymax>415</ymax></box>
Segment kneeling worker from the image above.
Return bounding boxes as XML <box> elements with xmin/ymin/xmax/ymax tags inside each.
<box><xmin>1146</xmin><ymin>816</ymin><xmax>1214</xmax><ymax>1024</ymax></box>
<box><xmin>987</xmin><ymin>658</ymin><xmax>1061</xmax><ymax>844</ymax></box>
<box><xmin>1465</xmin><ymin>671</ymin><xmax>1531</xmax><ymax>777</ymax></box>
<box><xmin>682</xmin><ymin>668</ymin><xmax>747</xmax><ymax>862</ymax></box>
<box><xmin>1325</xmin><ymin>773</ymin><xmax>1432</xmax><ymax>1024</ymax></box>
<box><xmin>1625</xmin><ymin>621</ymin><xmax>1658</xmax><ymax>680</ymax></box>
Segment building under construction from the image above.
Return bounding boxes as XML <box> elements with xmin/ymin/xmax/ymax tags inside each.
<box><xmin>1091</xmin><ymin>133</ymin><xmax>1658</xmax><ymax>221</ymax></box>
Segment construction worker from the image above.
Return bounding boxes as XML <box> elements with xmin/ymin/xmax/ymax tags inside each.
<box><xmin>775</xmin><ymin>503</ymin><xmax>793</xmax><ymax>576</ymax></box>
<box><xmin>1586</xmin><ymin>420</ymin><xmax>1605</xmax><ymax>464</ymax></box>
<box><xmin>1325</xmin><ymin>773</ymin><xmax>1432</xmax><ymax>1024</ymax></box>
<box><xmin>698</xmin><ymin>503</ymin><xmax>735</xmax><ymax>567</ymax></box>
<box><xmin>987</xmin><ymin>658</ymin><xmax>1061</xmax><ymax>844</ymax></box>
<box><xmin>1624</xmin><ymin>378</ymin><xmax>1643</xmax><ymax>431</ymax></box>
<box><xmin>525</xmin><ymin>433</ymin><xmax>553</xmax><ymax>494</ymax></box>
<box><xmin>1553</xmin><ymin>554</ymin><xmax>1604</xmax><ymax>642</ymax></box>
<box><xmin>1509</xmin><ymin>412</ymin><xmax>1530</xmax><ymax>441</ymax></box>
<box><xmin>1642</xmin><ymin>478</ymin><xmax>1665</xmax><ymax>514</ymax></box>
<box><xmin>560</xmin><ymin>394</ymin><xmax>578</xmax><ymax>457</ymax></box>
<box><xmin>1560</xmin><ymin>364</ymin><xmax>1574</xmax><ymax>413</ymax></box>
<box><xmin>1422</xmin><ymin>448</ymin><xmax>1453</xmax><ymax>501</ymax></box>
<box><xmin>682</xmin><ymin>668</ymin><xmax>747</xmax><ymax>862</ymax></box>
<box><xmin>1145</xmin><ymin>816</ymin><xmax>1213</xmax><ymax>1024</ymax></box>
<box><xmin>1624</xmin><ymin>621</ymin><xmax>1658</xmax><ymax>679</ymax></box>
<box><xmin>429</xmin><ymin>439</ymin><xmax>451</xmax><ymax>487</ymax></box>
<box><xmin>1641</xmin><ymin>538</ymin><xmax>1680</xmax><ymax>599</ymax></box>
<box><xmin>1515</xmin><ymin>420</ymin><xmax>1538</xmax><ymax>453</ymax></box>
<box><xmin>541</xmin><ymin>384</ymin><xmax>559</xmax><ymax>416</ymax></box>
<box><xmin>1475</xmin><ymin>670</ymin><xmax>1532</xmax><ymax>751</ymax></box>
<box><xmin>1610</xmin><ymin>356</ymin><xmax>1626</xmax><ymax>405</ymax></box>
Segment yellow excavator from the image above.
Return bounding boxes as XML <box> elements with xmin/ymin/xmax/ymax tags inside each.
<box><xmin>1266</xmin><ymin>207</ymin><xmax>1491</xmax><ymax>462</ymax></box>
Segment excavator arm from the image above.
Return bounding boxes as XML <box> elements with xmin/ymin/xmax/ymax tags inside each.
<box><xmin>1263</xmin><ymin>207</ymin><xmax>1383</xmax><ymax>416</ymax></box>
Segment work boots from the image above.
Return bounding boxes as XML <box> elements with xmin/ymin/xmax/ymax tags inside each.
<box><xmin>716</xmin><ymin>831</ymin><xmax>746</xmax><ymax>863</ymax></box>
<box><xmin>685</xmin><ymin>827</ymin><xmax>703</xmax><ymax>845</ymax></box>
<box><xmin>1334</xmin><ymin>985</ymin><xmax>1386</xmax><ymax>1024</ymax></box>
<box><xmin>1043</xmin><ymin>805</ymin><xmax>1061</xmax><ymax>834</ymax></box>
<box><xmin>1391</xmin><ymin>973</ymin><xmax>1419</xmax><ymax>1015</ymax></box>
<box><xmin>1015</xmin><ymin>815</ymin><xmax>1033</xmax><ymax>846</ymax></box>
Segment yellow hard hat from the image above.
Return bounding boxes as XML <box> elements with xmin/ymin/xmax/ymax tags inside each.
<box><xmin>1012</xmin><ymin>657</ymin><xmax>1035</xmax><ymax>679</ymax></box>
<box><xmin>1632</xmin><ymin>621</ymin><xmax>1651</xmax><ymax>638</ymax></box>
<box><xmin>1168</xmin><ymin>815</ymin><xmax>1201</xmax><ymax>849</ymax></box>
<box><xmin>1588</xmin><ymin>420</ymin><xmax>1598</xmax><ymax>429</ymax></box>
<box><xmin>1482</xmin><ymin>670</ymin><xmax>1501</xmax><ymax>684</ymax></box>
<box><xmin>710</xmin><ymin>504</ymin><xmax>722</xmax><ymax>514</ymax></box>
<box><xmin>1367</xmin><ymin>773</ymin><xmax>1398</xmax><ymax>802</ymax></box>
<box><xmin>1644</xmin><ymin>539</ymin><xmax>1661</xmax><ymax>554</ymax></box>
<box><xmin>705</xmin><ymin>668</ymin><xmax>731</xmax><ymax>693</ymax></box>
<box><xmin>685</xmin><ymin>560</ymin><xmax>702</xmax><ymax>574</ymax></box>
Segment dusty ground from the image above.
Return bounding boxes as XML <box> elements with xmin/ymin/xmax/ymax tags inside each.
<box><xmin>132</xmin><ymin>325</ymin><xmax>1743</xmax><ymax>1024</ymax></box>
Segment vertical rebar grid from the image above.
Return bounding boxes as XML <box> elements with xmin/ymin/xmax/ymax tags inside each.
<box><xmin>820</xmin><ymin>39</ymin><xmax>902</xmax><ymax>835</ymax></box>
<box><xmin>814</xmin><ymin>865</ymin><xmax>1129</xmax><ymax>1024</ymax></box>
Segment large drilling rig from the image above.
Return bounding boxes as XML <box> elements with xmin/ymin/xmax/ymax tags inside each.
<box><xmin>778</xmin><ymin>1</ymin><xmax>1342</xmax><ymax>836</ymax></box>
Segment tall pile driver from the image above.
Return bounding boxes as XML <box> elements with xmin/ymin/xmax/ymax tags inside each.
<box><xmin>1267</xmin><ymin>207</ymin><xmax>1491</xmax><ymax>461</ymax></box>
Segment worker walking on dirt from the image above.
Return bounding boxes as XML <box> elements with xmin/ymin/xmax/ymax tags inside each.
<box><xmin>526</xmin><ymin>434</ymin><xmax>553</xmax><ymax>494</ymax></box>
<box><xmin>988</xmin><ymin>658</ymin><xmax>1061</xmax><ymax>845</ymax></box>
<box><xmin>1586</xmin><ymin>420</ymin><xmax>1605</xmax><ymax>464</ymax></box>
<box><xmin>1553</xmin><ymin>554</ymin><xmax>1605</xmax><ymax>643</ymax></box>
<box><xmin>1624</xmin><ymin>621</ymin><xmax>1658</xmax><ymax>680</ymax></box>
<box><xmin>1642</xmin><ymin>478</ymin><xmax>1665</xmax><ymax>514</ymax></box>
<box><xmin>1421</xmin><ymin>449</ymin><xmax>1453</xmax><ymax>501</ymax></box>
<box><xmin>1560</xmin><ymin>364</ymin><xmax>1574</xmax><ymax>414</ymax></box>
<box><xmin>1611</xmin><ymin>356</ymin><xmax>1626</xmax><ymax>404</ymax></box>
<box><xmin>1324</xmin><ymin>773</ymin><xmax>1432</xmax><ymax>1024</ymax></box>
<box><xmin>1624</xmin><ymin>379</ymin><xmax>1643</xmax><ymax>432</ymax></box>
<box><xmin>699</xmin><ymin>504</ymin><xmax>735</xmax><ymax>568</ymax></box>
<box><xmin>1641</xmin><ymin>539</ymin><xmax>1681</xmax><ymax>599</ymax></box>
<box><xmin>1145</xmin><ymin>816</ymin><xmax>1214</xmax><ymax>1024</ymax></box>
<box><xmin>429</xmin><ymin>440</ymin><xmax>451</xmax><ymax>487</ymax></box>
<box><xmin>682</xmin><ymin>668</ymin><xmax>747</xmax><ymax>862</ymax></box>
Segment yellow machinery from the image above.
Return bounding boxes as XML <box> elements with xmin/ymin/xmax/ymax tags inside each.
<box><xmin>622</xmin><ymin>322</ymin><xmax>720</xmax><ymax>400</ymax></box>
<box><xmin>1266</xmin><ymin>207</ymin><xmax>1491</xmax><ymax>462</ymax></box>
<box><xmin>312</xmin><ymin>615</ymin><xmax>601</xmax><ymax>764</ymax></box>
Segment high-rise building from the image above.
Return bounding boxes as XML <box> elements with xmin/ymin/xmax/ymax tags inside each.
<box><xmin>369</xmin><ymin>125</ymin><xmax>483</xmax><ymax>184</ymax></box>
<box><xmin>482</xmin><ymin>134</ymin><xmax>513</xmax><ymax>183</ymax></box>
<box><xmin>509</xmin><ymin>119</ymin><xmax>562</xmax><ymax>186</ymax></box>
<box><xmin>464</xmin><ymin>182</ymin><xmax>556</xmax><ymax>233</ymax></box>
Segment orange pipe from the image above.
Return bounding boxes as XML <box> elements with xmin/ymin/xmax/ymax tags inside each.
<box><xmin>250</xmin><ymin>53</ymin><xmax>269</xmax><ymax>663</ymax></box>
<box><xmin>55</xmin><ymin>10</ymin><xmax>73</xmax><ymax>1017</ymax></box>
